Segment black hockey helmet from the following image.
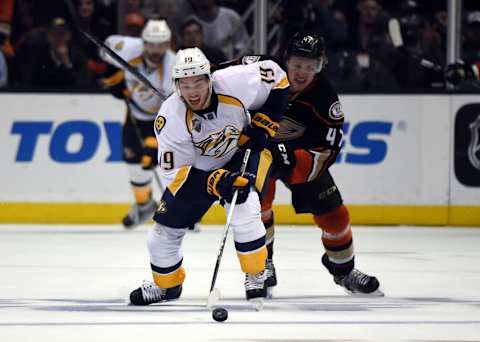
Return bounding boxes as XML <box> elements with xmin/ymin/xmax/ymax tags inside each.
<box><xmin>285</xmin><ymin>31</ymin><xmax>327</xmax><ymax>72</ymax></box>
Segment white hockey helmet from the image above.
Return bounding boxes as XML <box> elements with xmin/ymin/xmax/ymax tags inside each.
<box><xmin>173</xmin><ymin>47</ymin><xmax>211</xmax><ymax>79</ymax></box>
<box><xmin>142</xmin><ymin>19</ymin><xmax>171</xmax><ymax>44</ymax></box>
<box><xmin>173</xmin><ymin>48</ymin><xmax>212</xmax><ymax>95</ymax></box>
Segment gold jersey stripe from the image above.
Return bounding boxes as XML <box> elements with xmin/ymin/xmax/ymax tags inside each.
<box><xmin>101</xmin><ymin>70</ymin><xmax>125</xmax><ymax>87</ymax></box>
<box><xmin>274</xmin><ymin>76</ymin><xmax>290</xmax><ymax>89</ymax></box>
<box><xmin>186</xmin><ymin>109</ymin><xmax>193</xmax><ymax>135</ymax></box>
<box><xmin>168</xmin><ymin>166</ymin><xmax>191</xmax><ymax>196</ymax></box>
<box><xmin>128</xmin><ymin>56</ymin><xmax>143</xmax><ymax>66</ymax></box>
<box><xmin>255</xmin><ymin>149</ymin><xmax>272</xmax><ymax>192</ymax></box>
<box><xmin>218</xmin><ymin>94</ymin><xmax>243</xmax><ymax>108</ymax></box>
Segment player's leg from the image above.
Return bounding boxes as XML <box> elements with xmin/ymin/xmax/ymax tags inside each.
<box><xmin>291</xmin><ymin>171</ymin><xmax>381</xmax><ymax>295</ymax></box>
<box><xmin>260</xmin><ymin>177</ymin><xmax>277</xmax><ymax>288</ymax></box>
<box><xmin>225</xmin><ymin>150</ymin><xmax>272</xmax><ymax>300</ymax></box>
<box><xmin>130</xmin><ymin>167</ymin><xmax>215</xmax><ymax>305</ymax></box>
<box><xmin>122</xmin><ymin>114</ymin><xmax>157</xmax><ymax>228</ymax></box>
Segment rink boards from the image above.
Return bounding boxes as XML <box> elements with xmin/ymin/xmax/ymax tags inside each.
<box><xmin>0</xmin><ymin>93</ymin><xmax>479</xmax><ymax>225</ymax></box>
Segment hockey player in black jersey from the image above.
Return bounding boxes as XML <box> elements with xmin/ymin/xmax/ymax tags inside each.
<box><xmin>258</xmin><ymin>31</ymin><xmax>382</xmax><ymax>296</ymax></box>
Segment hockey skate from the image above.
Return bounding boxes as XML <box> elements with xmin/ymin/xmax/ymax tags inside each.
<box><xmin>265</xmin><ymin>259</ymin><xmax>277</xmax><ymax>288</ymax></box>
<box><xmin>334</xmin><ymin>269</ymin><xmax>384</xmax><ymax>296</ymax></box>
<box><xmin>122</xmin><ymin>199</ymin><xmax>157</xmax><ymax>229</ymax></box>
<box><xmin>245</xmin><ymin>271</ymin><xmax>267</xmax><ymax>310</ymax></box>
<box><xmin>129</xmin><ymin>280</ymin><xmax>182</xmax><ymax>305</ymax></box>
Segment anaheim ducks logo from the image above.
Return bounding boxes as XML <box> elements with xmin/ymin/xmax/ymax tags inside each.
<box><xmin>194</xmin><ymin>125</ymin><xmax>240</xmax><ymax>157</ymax></box>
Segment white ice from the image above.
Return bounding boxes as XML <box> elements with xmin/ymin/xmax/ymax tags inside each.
<box><xmin>0</xmin><ymin>224</ymin><xmax>479</xmax><ymax>342</ymax></box>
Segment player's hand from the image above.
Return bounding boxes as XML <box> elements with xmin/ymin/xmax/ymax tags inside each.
<box><xmin>444</xmin><ymin>60</ymin><xmax>475</xmax><ymax>85</ymax></box>
<box><xmin>238</xmin><ymin>112</ymin><xmax>280</xmax><ymax>152</ymax></box>
<box><xmin>238</xmin><ymin>124</ymin><xmax>268</xmax><ymax>152</ymax></box>
<box><xmin>207</xmin><ymin>169</ymin><xmax>255</xmax><ymax>204</ymax></box>
<box><xmin>141</xmin><ymin>137</ymin><xmax>158</xmax><ymax>170</ymax></box>
<box><xmin>268</xmin><ymin>142</ymin><xmax>296</xmax><ymax>179</ymax></box>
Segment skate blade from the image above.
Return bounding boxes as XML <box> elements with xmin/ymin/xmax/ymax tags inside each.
<box><xmin>344</xmin><ymin>288</ymin><xmax>385</xmax><ymax>297</ymax></box>
<box><xmin>266</xmin><ymin>286</ymin><xmax>274</xmax><ymax>299</ymax></box>
<box><xmin>248</xmin><ymin>297</ymin><xmax>265</xmax><ymax>311</ymax></box>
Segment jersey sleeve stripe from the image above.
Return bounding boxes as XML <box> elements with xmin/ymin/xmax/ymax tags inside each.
<box><xmin>102</xmin><ymin>70</ymin><xmax>125</xmax><ymax>87</ymax></box>
<box><xmin>274</xmin><ymin>76</ymin><xmax>289</xmax><ymax>89</ymax></box>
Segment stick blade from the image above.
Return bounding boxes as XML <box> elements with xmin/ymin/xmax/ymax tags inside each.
<box><xmin>207</xmin><ymin>288</ymin><xmax>221</xmax><ymax>309</ymax></box>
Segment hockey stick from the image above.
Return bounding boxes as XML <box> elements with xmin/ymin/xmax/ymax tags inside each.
<box><xmin>388</xmin><ymin>18</ymin><xmax>444</xmax><ymax>73</ymax></box>
<box><xmin>63</xmin><ymin>0</ymin><xmax>167</xmax><ymax>100</ymax></box>
<box><xmin>207</xmin><ymin>149</ymin><xmax>252</xmax><ymax>309</ymax></box>
<box><xmin>63</xmin><ymin>0</ymin><xmax>167</xmax><ymax>198</ymax></box>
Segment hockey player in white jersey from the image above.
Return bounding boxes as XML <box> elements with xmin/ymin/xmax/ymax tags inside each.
<box><xmin>129</xmin><ymin>48</ymin><xmax>290</xmax><ymax>305</ymax></box>
<box><xmin>101</xmin><ymin>20</ymin><xmax>175</xmax><ymax>228</ymax></box>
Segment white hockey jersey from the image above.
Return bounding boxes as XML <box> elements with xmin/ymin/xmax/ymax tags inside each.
<box><xmin>102</xmin><ymin>35</ymin><xmax>175</xmax><ymax>121</ymax></box>
<box><xmin>153</xmin><ymin>59</ymin><xmax>289</xmax><ymax>187</ymax></box>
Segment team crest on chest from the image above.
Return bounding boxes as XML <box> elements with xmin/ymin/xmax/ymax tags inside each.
<box><xmin>194</xmin><ymin>125</ymin><xmax>240</xmax><ymax>157</ymax></box>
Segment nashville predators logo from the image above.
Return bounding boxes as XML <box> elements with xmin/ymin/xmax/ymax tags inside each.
<box><xmin>155</xmin><ymin>116</ymin><xmax>166</xmax><ymax>135</ymax></box>
<box><xmin>194</xmin><ymin>125</ymin><xmax>240</xmax><ymax>157</ymax></box>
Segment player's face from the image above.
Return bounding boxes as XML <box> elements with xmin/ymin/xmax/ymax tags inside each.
<box><xmin>178</xmin><ymin>75</ymin><xmax>211</xmax><ymax>111</ymax></box>
<box><xmin>144</xmin><ymin>42</ymin><xmax>169</xmax><ymax>65</ymax></box>
<box><xmin>287</xmin><ymin>55</ymin><xmax>318</xmax><ymax>94</ymax></box>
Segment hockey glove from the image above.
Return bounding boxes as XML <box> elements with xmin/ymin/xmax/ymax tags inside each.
<box><xmin>238</xmin><ymin>112</ymin><xmax>280</xmax><ymax>152</ymax></box>
<box><xmin>141</xmin><ymin>136</ymin><xmax>158</xmax><ymax>170</ymax></box>
<box><xmin>207</xmin><ymin>169</ymin><xmax>255</xmax><ymax>204</ymax></box>
<box><xmin>268</xmin><ymin>142</ymin><xmax>296</xmax><ymax>179</ymax></box>
<box><xmin>444</xmin><ymin>60</ymin><xmax>478</xmax><ymax>86</ymax></box>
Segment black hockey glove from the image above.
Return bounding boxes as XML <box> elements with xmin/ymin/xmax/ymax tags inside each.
<box><xmin>268</xmin><ymin>142</ymin><xmax>296</xmax><ymax>179</ymax></box>
<box><xmin>444</xmin><ymin>60</ymin><xmax>477</xmax><ymax>86</ymax></box>
<box><xmin>207</xmin><ymin>169</ymin><xmax>255</xmax><ymax>204</ymax></box>
<box><xmin>238</xmin><ymin>112</ymin><xmax>280</xmax><ymax>152</ymax></box>
<box><xmin>141</xmin><ymin>136</ymin><xmax>158</xmax><ymax>170</ymax></box>
<box><xmin>238</xmin><ymin>124</ymin><xmax>268</xmax><ymax>152</ymax></box>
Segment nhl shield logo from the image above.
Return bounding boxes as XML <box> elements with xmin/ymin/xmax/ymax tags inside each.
<box><xmin>455</xmin><ymin>104</ymin><xmax>480</xmax><ymax>186</ymax></box>
<box><xmin>468</xmin><ymin>114</ymin><xmax>480</xmax><ymax>170</ymax></box>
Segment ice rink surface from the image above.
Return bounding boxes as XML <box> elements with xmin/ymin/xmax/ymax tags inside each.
<box><xmin>0</xmin><ymin>224</ymin><xmax>479</xmax><ymax>342</ymax></box>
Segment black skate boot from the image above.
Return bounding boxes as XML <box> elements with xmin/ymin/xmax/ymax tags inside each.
<box><xmin>322</xmin><ymin>253</ymin><xmax>383</xmax><ymax>296</ymax></box>
<box><xmin>129</xmin><ymin>280</ymin><xmax>182</xmax><ymax>305</ymax></box>
<box><xmin>334</xmin><ymin>269</ymin><xmax>383</xmax><ymax>296</ymax></box>
<box><xmin>265</xmin><ymin>259</ymin><xmax>277</xmax><ymax>288</ymax></box>
<box><xmin>245</xmin><ymin>271</ymin><xmax>267</xmax><ymax>300</ymax></box>
<box><xmin>122</xmin><ymin>199</ymin><xmax>157</xmax><ymax>229</ymax></box>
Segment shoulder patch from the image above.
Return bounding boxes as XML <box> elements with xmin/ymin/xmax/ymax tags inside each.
<box><xmin>114</xmin><ymin>40</ymin><xmax>124</xmax><ymax>51</ymax></box>
<box><xmin>155</xmin><ymin>116</ymin><xmax>166</xmax><ymax>134</ymax></box>
<box><xmin>328</xmin><ymin>101</ymin><xmax>344</xmax><ymax>120</ymax></box>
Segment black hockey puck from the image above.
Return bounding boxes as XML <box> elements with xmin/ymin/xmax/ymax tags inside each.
<box><xmin>212</xmin><ymin>307</ymin><xmax>228</xmax><ymax>322</ymax></box>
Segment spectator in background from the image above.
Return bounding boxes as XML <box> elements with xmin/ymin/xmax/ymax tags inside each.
<box><xmin>178</xmin><ymin>18</ymin><xmax>226</xmax><ymax>64</ymax></box>
<box><xmin>387</xmin><ymin>0</ymin><xmax>444</xmax><ymax>89</ymax></box>
<box><xmin>0</xmin><ymin>0</ymin><xmax>15</xmax><ymax>60</ymax></box>
<box><xmin>0</xmin><ymin>49</ymin><xmax>7</xmax><ymax>87</ymax></box>
<box><xmin>124</xmin><ymin>11</ymin><xmax>145</xmax><ymax>37</ymax></box>
<box><xmin>464</xmin><ymin>11</ymin><xmax>480</xmax><ymax>64</ymax></box>
<box><xmin>73</xmin><ymin>0</ymin><xmax>114</xmax><ymax>77</ymax></box>
<box><xmin>339</xmin><ymin>0</ymin><xmax>399</xmax><ymax>91</ymax></box>
<box><xmin>16</xmin><ymin>17</ymin><xmax>94</xmax><ymax>89</ymax></box>
<box><xmin>184</xmin><ymin>0</ymin><xmax>249</xmax><ymax>59</ymax></box>
<box><xmin>278</xmin><ymin>0</ymin><xmax>347</xmax><ymax>52</ymax></box>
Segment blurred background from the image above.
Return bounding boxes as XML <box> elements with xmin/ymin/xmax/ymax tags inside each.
<box><xmin>0</xmin><ymin>0</ymin><xmax>479</xmax><ymax>92</ymax></box>
<box><xmin>0</xmin><ymin>0</ymin><xmax>479</xmax><ymax>226</ymax></box>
